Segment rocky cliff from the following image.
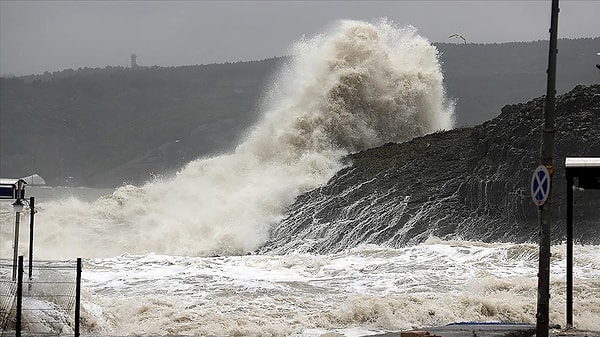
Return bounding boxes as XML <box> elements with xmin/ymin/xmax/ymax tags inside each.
<box><xmin>261</xmin><ymin>84</ymin><xmax>600</xmax><ymax>253</ymax></box>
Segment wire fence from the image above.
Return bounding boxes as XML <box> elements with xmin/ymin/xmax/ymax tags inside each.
<box><xmin>0</xmin><ymin>257</ymin><xmax>81</xmax><ymax>336</ymax></box>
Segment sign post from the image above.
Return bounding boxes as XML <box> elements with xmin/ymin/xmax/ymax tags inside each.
<box><xmin>536</xmin><ymin>1</ymin><xmax>559</xmax><ymax>336</ymax></box>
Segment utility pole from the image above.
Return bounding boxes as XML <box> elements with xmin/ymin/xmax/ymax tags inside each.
<box><xmin>536</xmin><ymin>0</ymin><xmax>559</xmax><ymax>336</ymax></box>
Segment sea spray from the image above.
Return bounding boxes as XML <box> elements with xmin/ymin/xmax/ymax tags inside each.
<box><xmin>0</xmin><ymin>19</ymin><xmax>454</xmax><ymax>259</ymax></box>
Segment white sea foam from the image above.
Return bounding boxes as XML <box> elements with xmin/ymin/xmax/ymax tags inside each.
<box><xmin>72</xmin><ymin>240</ymin><xmax>598</xmax><ymax>335</ymax></box>
<box><xmin>2</xmin><ymin>234</ymin><xmax>598</xmax><ymax>334</ymax></box>
<box><xmin>0</xmin><ymin>18</ymin><xmax>453</xmax><ymax>259</ymax></box>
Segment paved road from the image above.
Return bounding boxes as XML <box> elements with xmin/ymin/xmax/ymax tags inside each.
<box><xmin>367</xmin><ymin>324</ymin><xmax>600</xmax><ymax>337</ymax></box>
<box><xmin>369</xmin><ymin>323</ymin><xmax>536</xmax><ymax>337</ymax></box>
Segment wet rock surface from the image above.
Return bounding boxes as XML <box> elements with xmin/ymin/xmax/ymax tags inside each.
<box><xmin>262</xmin><ymin>84</ymin><xmax>600</xmax><ymax>254</ymax></box>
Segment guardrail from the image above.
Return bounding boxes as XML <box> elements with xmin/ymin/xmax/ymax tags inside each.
<box><xmin>0</xmin><ymin>257</ymin><xmax>81</xmax><ymax>336</ymax></box>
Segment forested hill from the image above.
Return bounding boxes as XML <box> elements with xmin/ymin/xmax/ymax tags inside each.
<box><xmin>1</xmin><ymin>38</ymin><xmax>598</xmax><ymax>187</ymax></box>
<box><xmin>1</xmin><ymin>58</ymin><xmax>284</xmax><ymax>187</ymax></box>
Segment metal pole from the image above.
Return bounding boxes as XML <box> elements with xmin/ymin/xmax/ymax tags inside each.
<box><xmin>536</xmin><ymin>1</ymin><xmax>559</xmax><ymax>336</ymax></box>
<box><xmin>16</xmin><ymin>256</ymin><xmax>23</xmax><ymax>337</ymax></box>
<box><xmin>566</xmin><ymin>175</ymin><xmax>573</xmax><ymax>327</ymax></box>
<box><xmin>75</xmin><ymin>258</ymin><xmax>82</xmax><ymax>337</ymax></box>
<box><xmin>28</xmin><ymin>196</ymin><xmax>35</xmax><ymax>280</ymax></box>
<box><xmin>12</xmin><ymin>210</ymin><xmax>21</xmax><ymax>282</ymax></box>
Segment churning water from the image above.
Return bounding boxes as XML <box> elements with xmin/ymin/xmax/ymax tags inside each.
<box><xmin>0</xmin><ymin>19</ymin><xmax>598</xmax><ymax>335</ymax></box>
<box><xmin>2</xmin><ymin>19</ymin><xmax>454</xmax><ymax>260</ymax></box>
<box><xmin>79</xmin><ymin>241</ymin><xmax>600</xmax><ymax>335</ymax></box>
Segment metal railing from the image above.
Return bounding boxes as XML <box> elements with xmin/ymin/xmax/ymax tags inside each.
<box><xmin>0</xmin><ymin>257</ymin><xmax>81</xmax><ymax>336</ymax></box>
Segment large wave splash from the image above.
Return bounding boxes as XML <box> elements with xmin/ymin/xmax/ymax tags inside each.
<box><xmin>4</xmin><ymin>19</ymin><xmax>454</xmax><ymax>259</ymax></box>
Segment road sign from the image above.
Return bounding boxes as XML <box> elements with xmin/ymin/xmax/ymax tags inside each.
<box><xmin>531</xmin><ymin>165</ymin><xmax>551</xmax><ymax>206</ymax></box>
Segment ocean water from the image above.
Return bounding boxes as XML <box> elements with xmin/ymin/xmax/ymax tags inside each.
<box><xmin>0</xmin><ymin>19</ymin><xmax>598</xmax><ymax>335</ymax></box>
<box><xmin>77</xmin><ymin>240</ymin><xmax>599</xmax><ymax>336</ymax></box>
<box><xmin>2</xmin><ymin>221</ymin><xmax>599</xmax><ymax>335</ymax></box>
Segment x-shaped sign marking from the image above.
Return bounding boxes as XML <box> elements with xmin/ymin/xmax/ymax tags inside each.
<box><xmin>533</xmin><ymin>170</ymin><xmax>549</xmax><ymax>201</ymax></box>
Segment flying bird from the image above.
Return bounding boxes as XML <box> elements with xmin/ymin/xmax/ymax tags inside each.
<box><xmin>449</xmin><ymin>34</ymin><xmax>467</xmax><ymax>44</ymax></box>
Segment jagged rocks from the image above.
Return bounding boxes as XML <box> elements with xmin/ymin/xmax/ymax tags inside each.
<box><xmin>261</xmin><ymin>84</ymin><xmax>600</xmax><ymax>254</ymax></box>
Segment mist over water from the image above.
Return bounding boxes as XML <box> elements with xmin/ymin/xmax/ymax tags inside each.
<box><xmin>1</xmin><ymin>19</ymin><xmax>453</xmax><ymax>259</ymax></box>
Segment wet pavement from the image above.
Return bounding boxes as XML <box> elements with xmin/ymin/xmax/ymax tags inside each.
<box><xmin>366</xmin><ymin>323</ymin><xmax>600</xmax><ymax>337</ymax></box>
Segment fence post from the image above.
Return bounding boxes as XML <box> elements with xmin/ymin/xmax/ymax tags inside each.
<box><xmin>16</xmin><ymin>256</ymin><xmax>23</xmax><ymax>337</ymax></box>
<box><xmin>28</xmin><ymin>196</ymin><xmax>35</xmax><ymax>280</ymax></box>
<box><xmin>75</xmin><ymin>257</ymin><xmax>82</xmax><ymax>337</ymax></box>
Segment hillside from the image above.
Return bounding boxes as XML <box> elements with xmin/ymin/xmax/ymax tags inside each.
<box><xmin>1</xmin><ymin>38</ymin><xmax>598</xmax><ymax>187</ymax></box>
<box><xmin>1</xmin><ymin>59</ymin><xmax>284</xmax><ymax>186</ymax></box>
<box><xmin>260</xmin><ymin>84</ymin><xmax>600</xmax><ymax>254</ymax></box>
<box><xmin>438</xmin><ymin>38</ymin><xmax>599</xmax><ymax>125</ymax></box>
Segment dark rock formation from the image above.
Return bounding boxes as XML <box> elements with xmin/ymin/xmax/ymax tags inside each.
<box><xmin>261</xmin><ymin>84</ymin><xmax>600</xmax><ymax>254</ymax></box>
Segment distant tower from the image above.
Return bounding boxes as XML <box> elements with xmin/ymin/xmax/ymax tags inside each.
<box><xmin>131</xmin><ymin>54</ymin><xmax>138</xmax><ymax>68</ymax></box>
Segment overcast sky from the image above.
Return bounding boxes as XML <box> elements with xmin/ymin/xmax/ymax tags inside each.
<box><xmin>1</xmin><ymin>0</ymin><xmax>598</xmax><ymax>76</ymax></box>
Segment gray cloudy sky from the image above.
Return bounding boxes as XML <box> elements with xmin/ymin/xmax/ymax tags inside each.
<box><xmin>1</xmin><ymin>0</ymin><xmax>598</xmax><ymax>76</ymax></box>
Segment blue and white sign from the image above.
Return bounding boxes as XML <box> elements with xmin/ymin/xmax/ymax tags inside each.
<box><xmin>531</xmin><ymin>165</ymin><xmax>551</xmax><ymax>206</ymax></box>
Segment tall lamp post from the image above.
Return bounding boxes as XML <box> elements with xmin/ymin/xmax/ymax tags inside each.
<box><xmin>12</xmin><ymin>197</ymin><xmax>24</xmax><ymax>281</ymax></box>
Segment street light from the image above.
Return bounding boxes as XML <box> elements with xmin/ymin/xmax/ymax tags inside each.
<box><xmin>12</xmin><ymin>198</ymin><xmax>24</xmax><ymax>212</ymax></box>
<box><xmin>12</xmin><ymin>198</ymin><xmax>24</xmax><ymax>281</ymax></box>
